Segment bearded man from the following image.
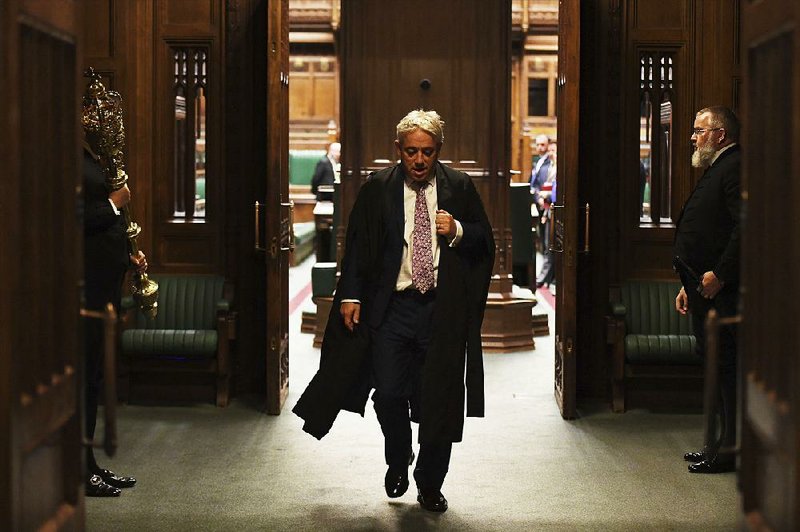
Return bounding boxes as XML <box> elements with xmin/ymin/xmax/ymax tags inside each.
<box><xmin>673</xmin><ymin>106</ymin><xmax>741</xmax><ymax>474</ymax></box>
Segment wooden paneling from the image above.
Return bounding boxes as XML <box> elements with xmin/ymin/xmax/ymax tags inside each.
<box><xmin>83</xmin><ymin>0</ymin><xmax>114</xmax><ymax>58</ymax></box>
<box><xmin>633</xmin><ymin>0</ymin><xmax>686</xmax><ymax>31</ymax></box>
<box><xmin>739</xmin><ymin>0</ymin><xmax>798</xmax><ymax>524</ymax></box>
<box><xmin>163</xmin><ymin>0</ymin><xmax>216</xmax><ymax>30</ymax></box>
<box><xmin>1</xmin><ymin>1</ymin><xmax>84</xmax><ymax>528</ymax></box>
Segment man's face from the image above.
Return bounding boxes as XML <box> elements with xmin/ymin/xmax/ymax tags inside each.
<box><xmin>329</xmin><ymin>143</ymin><xmax>341</xmax><ymax>163</ymax></box>
<box><xmin>691</xmin><ymin>112</ymin><xmax>723</xmax><ymax>168</ymax></box>
<box><xmin>535</xmin><ymin>137</ymin><xmax>549</xmax><ymax>156</ymax></box>
<box><xmin>395</xmin><ymin>128</ymin><xmax>440</xmax><ymax>183</ymax></box>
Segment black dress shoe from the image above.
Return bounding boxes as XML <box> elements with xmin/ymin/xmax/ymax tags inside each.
<box><xmin>385</xmin><ymin>450</ymin><xmax>415</xmax><ymax>498</ymax></box>
<box><xmin>417</xmin><ymin>489</ymin><xmax>448</xmax><ymax>512</ymax></box>
<box><xmin>86</xmin><ymin>474</ymin><xmax>121</xmax><ymax>497</ymax></box>
<box><xmin>683</xmin><ymin>450</ymin><xmax>705</xmax><ymax>462</ymax></box>
<box><xmin>688</xmin><ymin>458</ymin><xmax>735</xmax><ymax>474</ymax></box>
<box><xmin>93</xmin><ymin>468</ymin><xmax>137</xmax><ymax>489</ymax></box>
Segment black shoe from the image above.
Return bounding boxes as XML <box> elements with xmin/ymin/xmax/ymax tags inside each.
<box><xmin>688</xmin><ymin>458</ymin><xmax>735</xmax><ymax>474</ymax></box>
<box><xmin>385</xmin><ymin>450</ymin><xmax>415</xmax><ymax>498</ymax></box>
<box><xmin>417</xmin><ymin>489</ymin><xmax>448</xmax><ymax>512</ymax></box>
<box><xmin>86</xmin><ymin>474</ymin><xmax>121</xmax><ymax>497</ymax></box>
<box><xmin>93</xmin><ymin>468</ymin><xmax>136</xmax><ymax>489</ymax></box>
<box><xmin>683</xmin><ymin>450</ymin><xmax>705</xmax><ymax>463</ymax></box>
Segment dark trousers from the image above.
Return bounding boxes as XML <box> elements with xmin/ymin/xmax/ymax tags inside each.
<box><xmin>684</xmin><ymin>278</ymin><xmax>738</xmax><ymax>461</ymax></box>
<box><xmin>83</xmin><ymin>266</ymin><xmax>125</xmax><ymax>476</ymax></box>
<box><xmin>371</xmin><ymin>289</ymin><xmax>452</xmax><ymax>491</ymax></box>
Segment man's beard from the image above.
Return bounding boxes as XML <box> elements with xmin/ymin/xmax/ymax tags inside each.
<box><xmin>691</xmin><ymin>143</ymin><xmax>717</xmax><ymax>168</ymax></box>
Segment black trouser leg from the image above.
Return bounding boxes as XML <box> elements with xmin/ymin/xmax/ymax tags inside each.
<box><xmin>414</xmin><ymin>443</ymin><xmax>452</xmax><ymax>491</ymax></box>
<box><xmin>84</xmin><ymin>318</ymin><xmax>104</xmax><ymax>475</ymax></box>
<box><xmin>373</xmin><ymin>392</ymin><xmax>412</xmax><ymax>469</ymax></box>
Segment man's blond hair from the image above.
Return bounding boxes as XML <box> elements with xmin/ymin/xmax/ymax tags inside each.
<box><xmin>396</xmin><ymin>109</ymin><xmax>445</xmax><ymax>144</ymax></box>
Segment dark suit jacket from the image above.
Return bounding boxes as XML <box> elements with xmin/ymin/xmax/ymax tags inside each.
<box><xmin>83</xmin><ymin>149</ymin><xmax>130</xmax><ymax>310</ymax></box>
<box><xmin>674</xmin><ymin>145</ymin><xmax>741</xmax><ymax>287</ymax></box>
<box><xmin>294</xmin><ymin>162</ymin><xmax>495</xmax><ymax>444</ymax></box>
<box><xmin>310</xmin><ymin>156</ymin><xmax>335</xmax><ymax>200</ymax></box>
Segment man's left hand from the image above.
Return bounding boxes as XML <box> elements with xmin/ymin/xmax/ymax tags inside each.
<box><xmin>699</xmin><ymin>271</ymin><xmax>723</xmax><ymax>299</ymax></box>
<box><xmin>435</xmin><ymin>210</ymin><xmax>457</xmax><ymax>239</ymax></box>
<box><xmin>130</xmin><ymin>251</ymin><xmax>148</xmax><ymax>273</ymax></box>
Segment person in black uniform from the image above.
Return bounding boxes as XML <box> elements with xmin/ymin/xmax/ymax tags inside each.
<box><xmin>310</xmin><ymin>142</ymin><xmax>341</xmax><ymax>201</ymax></box>
<box><xmin>294</xmin><ymin>110</ymin><xmax>494</xmax><ymax>513</ymax></box>
<box><xmin>82</xmin><ymin>141</ymin><xmax>147</xmax><ymax>496</ymax></box>
<box><xmin>673</xmin><ymin>106</ymin><xmax>741</xmax><ymax>474</ymax></box>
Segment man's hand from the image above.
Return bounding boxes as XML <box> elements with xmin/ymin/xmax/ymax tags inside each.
<box><xmin>675</xmin><ymin>286</ymin><xmax>689</xmax><ymax>315</ymax></box>
<box><xmin>130</xmin><ymin>251</ymin><xmax>148</xmax><ymax>273</ymax></box>
<box><xmin>699</xmin><ymin>271</ymin><xmax>724</xmax><ymax>299</ymax></box>
<box><xmin>435</xmin><ymin>209</ymin><xmax>457</xmax><ymax>239</ymax></box>
<box><xmin>340</xmin><ymin>301</ymin><xmax>361</xmax><ymax>331</ymax></box>
<box><xmin>109</xmin><ymin>185</ymin><xmax>131</xmax><ymax>209</ymax></box>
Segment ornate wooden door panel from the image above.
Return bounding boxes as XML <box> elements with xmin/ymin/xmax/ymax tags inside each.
<box><xmin>265</xmin><ymin>0</ymin><xmax>290</xmax><ymax>415</ymax></box>
<box><xmin>553</xmin><ymin>0</ymin><xmax>580</xmax><ymax>419</ymax></box>
<box><xmin>739</xmin><ymin>0</ymin><xmax>799</xmax><ymax>528</ymax></box>
<box><xmin>0</xmin><ymin>1</ymin><xmax>84</xmax><ymax>529</ymax></box>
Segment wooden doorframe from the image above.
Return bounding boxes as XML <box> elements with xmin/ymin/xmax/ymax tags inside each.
<box><xmin>553</xmin><ymin>0</ymin><xmax>580</xmax><ymax>419</ymax></box>
<box><xmin>739</xmin><ymin>0</ymin><xmax>799</xmax><ymax>527</ymax></box>
<box><xmin>0</xmin><ymin>1</ymin><xmax>85</xmax><ymax>528</ymax></box>
<box><xmin>265</xmin><ymin>0</ymin><xmax>290</xmax><ymax>415</ymax></box>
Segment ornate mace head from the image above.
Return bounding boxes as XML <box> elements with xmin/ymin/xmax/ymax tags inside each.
<box><xmin>82</xmin><ymin>67</ymin><xmax>127</xmax><ymax>190</ymax></box>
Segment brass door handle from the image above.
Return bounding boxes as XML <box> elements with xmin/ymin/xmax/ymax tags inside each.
<box><xmin>581</xmin><ymin>202</ymin><xmax>590</xmax><ymax>254</ymax></box>
<box><xmin>80</xmin><ymin>303</ymin><xmax>118</xmax><ymax>458</ymax></box>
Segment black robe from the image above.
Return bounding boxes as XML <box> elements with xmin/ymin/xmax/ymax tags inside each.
<box><xmin>293</xmin><ymin>162</ymin><xmax>494</xmax><ymax>444</ymax></box>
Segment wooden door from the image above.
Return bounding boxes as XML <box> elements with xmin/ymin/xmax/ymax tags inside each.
<box><xmin>739</xmin><ymin>0</ymin><xmax>799</xmax><ymax>528</ymax></box>
<box><xmin>552</xmin><ymin>0</ymin><xmax>580</xmax><ymax>419</ymax></box>
<box><xmin>0</xmin><ymin>1</ymin><xmax>85</xmax><ymax>529</ymax></box>
<box><xmin>265</xmin><ymin>0</ymin><xmax>290</xmax><ymax>414</ymax></box>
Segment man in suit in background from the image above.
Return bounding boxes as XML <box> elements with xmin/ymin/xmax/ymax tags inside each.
<box><xmin>310</xmin><ymin>141</ymin><xmax>341</xmax><ymax>201</ymax></box>
<box><xmin>674</xmin><ymin>106</ymin><xmax>741</xmax><ymax>474</ymax></box>
<box><xmin>294</xmin><ymin>110</ymin><xmax>494</xmax><ymax>513</ymax></box>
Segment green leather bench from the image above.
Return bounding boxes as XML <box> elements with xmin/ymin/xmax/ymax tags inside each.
<box><xmin>607</xmin><ymin>279</ymin><xmax>700</xmax><ymax>412</ymax></box>
<box><xmin>120</xmin><ymin>274</ymin><xmax>236</xmax><ymax>407</ymax></box>
<box><xmin>289</xmin><ymin>150</ymin><xmax>325</xmax><ymax>186</ymax></box>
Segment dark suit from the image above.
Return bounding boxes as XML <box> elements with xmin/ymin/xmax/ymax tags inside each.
<box><xmin>674</xmin><ymin>144</ymin><xmax>741</xmax><ymax>461</ymax></box>
<box><xmin>310</xmin><ymin>156</ymin><xmax>335</xmax><ymax>200</ymax></box>
<box><xmin>294</xmin><ymin>162</ymin><xmax>494</xmax><ymax>491</ymax></box>
<box><xmin>83</xmin><ymin>149</ymin><xmax>129</xmax><ymax>472</ymax></box>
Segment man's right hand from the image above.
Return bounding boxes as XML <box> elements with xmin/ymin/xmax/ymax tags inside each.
<box><xmin>675</xmin><ymin>286</ymin><xmax>689</xmax><ymax>315</ymax></box>
<box><xmin>340</xmin><ymin>301</ymin><xmax>361</xmax><ymax>331</ymax></box>
<box><xmin>109</xmin><ymin>184</ymin><xmax>131</xmax><ymax>209</ymax></box>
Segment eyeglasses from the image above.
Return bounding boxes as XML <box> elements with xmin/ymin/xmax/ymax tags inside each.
<box><xmin>692</xmin><ymin>127</ymin><xmax>722</xmax><ymax>135</ymax></box>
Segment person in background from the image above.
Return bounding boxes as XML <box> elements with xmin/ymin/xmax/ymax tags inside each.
<box><xmin>673</xmin><ymin>106</ymin><xmax>741</xmax><ymax>474</ymax></box>
<box><xmin>311</xmin><ymin>142</ymin><xmax>341</xmax><ymax>201</ymax></box>
<box><xmin>536</xmin><ymin>141</ymin><xmax>557</xmax><ymax>289</ymax></box>
<box><xmin>294</xmin><ymin>110</ymin><xmax>494</xmax><ymax>513</ymax></box>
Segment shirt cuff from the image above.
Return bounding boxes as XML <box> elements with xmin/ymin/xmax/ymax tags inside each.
<box><xmin>341</xmin><ymin>299</ymin><xmax>361</xmax><ymax>304</ymax></box>
<box><xmin>108</xmin><ymin>198</ymin><xmax>120</xmax><ymax>215</ymax></box>
<box><xmin>448</xmin><ymin>220</ymin><xmax>463</xmax><ymax>247</ymax></box>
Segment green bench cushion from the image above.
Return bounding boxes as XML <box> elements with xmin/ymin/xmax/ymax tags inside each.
<box><xmin>293</xmin><ymin>222</ymin><xmax>316</xmax><ymax>245</ymax></box>
<box><xmin>122</xmin><ymin>329</ymin><xmax>218</xmax><ymax>359</ymax></box>
<box><xmin>624</xmin><ymin>334</ymin><xmax>699</xmax><ymax>365</ymax></box>
<box><xmin>289</xmin><ymin>150</ymin><xmax>326</xmax><ymax>186</ymax></box>
<box><xmin>132</xmin><ymin>275</ymin><xmax>226</xmax><ymax>330</ymax></box>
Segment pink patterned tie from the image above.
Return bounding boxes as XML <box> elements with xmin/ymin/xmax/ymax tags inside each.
<box><xmin>411</xmin><ymin>182</ymin><xmax>434</xmax><ymax>293</ymax></box>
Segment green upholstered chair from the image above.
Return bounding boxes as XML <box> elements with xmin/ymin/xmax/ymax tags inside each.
<box><xmin>606</xmin><ymin>279</ymin><xmax>699</xmax><ymax>412</ymax></box>
<box><xmin>120</xmin><ymin>274</ymin><xmax>236</xmax><ymax>407</ymax></box>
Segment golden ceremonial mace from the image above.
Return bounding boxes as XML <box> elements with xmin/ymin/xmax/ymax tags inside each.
<box><xmin>82</xmin><ymin>68</ymin><xmax>159</xmax><ymax>318</ymax></box>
